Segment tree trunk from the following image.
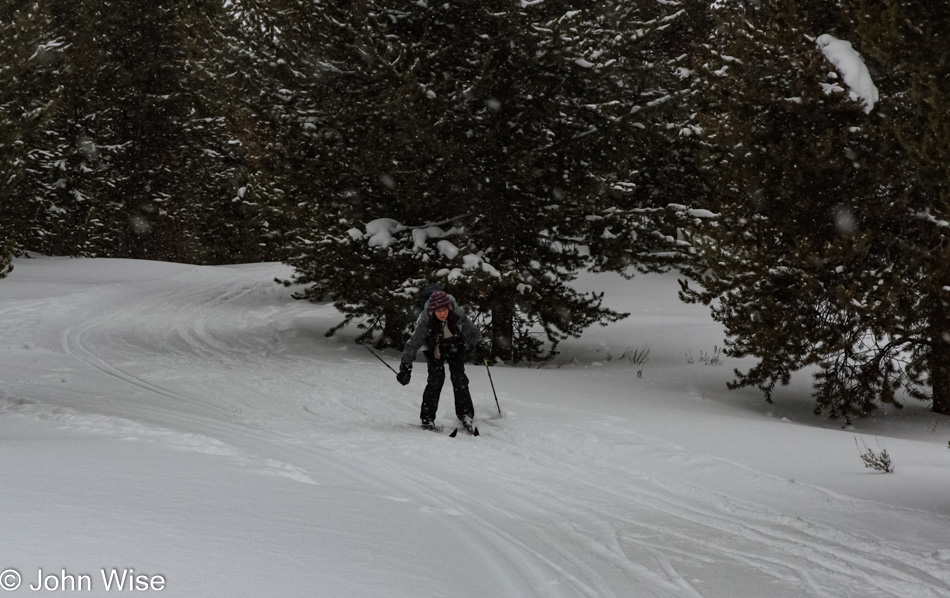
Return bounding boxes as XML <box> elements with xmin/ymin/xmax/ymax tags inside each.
<box><xmin>931</xmin><ymin>332</ymin><xmax>950</xmax><ymax>415</ymax></box>
<box><xmin>380</xmin><ymin>308</ymin><xmax>410</xmax><ymax>349</ymax></box>
<box><xmin>928</xmin><ymin>278</ymin><xmax>950</xmax><ymax>415</ymax></box>
<box><xmin>490</xmin><ymin>296</ymin><xmax>516</xmax><ymax>363</ymax></box>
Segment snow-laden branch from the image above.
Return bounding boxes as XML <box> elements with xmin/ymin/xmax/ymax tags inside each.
<box><xmin>351</xmin><ymin>217</ymin><xmax>501</xmax><ymax>282</ymax></box>
<box><xmin>29</xmin><ymin>38</ymin><xmax>70</xmax><ymax>60</ymax></box>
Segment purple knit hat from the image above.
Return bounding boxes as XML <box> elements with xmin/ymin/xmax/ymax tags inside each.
<box><xmin>427</xmin><ymin>290</ymin><xmax>453</xmax><ymax>315</ymax></box>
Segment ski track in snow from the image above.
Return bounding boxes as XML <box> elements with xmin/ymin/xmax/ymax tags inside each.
<box><xmin>2</xmin><ymin>259</ymin><xmax>949</xmax><ymax>598</ymax></box>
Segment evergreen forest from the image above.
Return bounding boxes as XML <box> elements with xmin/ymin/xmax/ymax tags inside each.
<box><xmin>2</xmin><ymin>0</ymin><xmax>948</xmax><ymax>418</ymax></box>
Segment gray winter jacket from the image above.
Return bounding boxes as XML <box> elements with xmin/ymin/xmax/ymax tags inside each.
<box><xmin>401</xmin><ymin>294</ymin><xmax>482</xmax><ymax>365</ymax></box>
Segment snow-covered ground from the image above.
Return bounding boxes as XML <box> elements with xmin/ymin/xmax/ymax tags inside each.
<box><xmin>1</xmin><ymin>256</ymin><xmax>948</xmax><ymax>598</ymax></box>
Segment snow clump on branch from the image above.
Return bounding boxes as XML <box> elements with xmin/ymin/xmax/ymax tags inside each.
<box><xmin>816</xmin><ymin>34</ymin><xmax>879</xmax><ymax>114</ymax></box>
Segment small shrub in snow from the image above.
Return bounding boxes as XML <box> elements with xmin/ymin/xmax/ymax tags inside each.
<box><xmin>855</xmin><ymin>437</ymin><xmax>893</xmax><ymax>473</ymax></box>
<box><xmin>686</xmin><ymin>346</ymin><xmax>722</xmax><ymax>366</ymax></box>
<box><xmin>621</xmin><ymin>345</ymin><xmax>650</xmax><ymax>366</ymax></box>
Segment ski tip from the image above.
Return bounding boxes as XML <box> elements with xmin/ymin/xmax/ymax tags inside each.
<box><xmin>449</xmin><ymin>428</ymin><xmax>459</xmax><ymax>437</ymax></box>
<box><xmin>473</xmin><ymin>427</ymin><xmax>480</xmax><ymax>436</ymax></box>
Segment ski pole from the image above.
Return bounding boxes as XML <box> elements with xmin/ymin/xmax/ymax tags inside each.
<box><xmin>484</xmin><ymin>359</ymin><xmax>502</xmax><ymax>415</ymax></box>
<box><xmin>366</xmin><ymin>346</ymin><xmax>398</xmax><ymax>374</ymax></box>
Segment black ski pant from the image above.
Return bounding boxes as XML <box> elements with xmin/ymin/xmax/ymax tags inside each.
<box><xmin>420</xmin><ymin>345</ymin><xmax>474</xmax><ymax>422</ymax></box>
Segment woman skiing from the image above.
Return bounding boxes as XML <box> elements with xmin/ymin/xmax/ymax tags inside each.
<box><xmin>397</xmin><ymin>290</ymin><xmax>487</xmax><ymax>432</ymax></box>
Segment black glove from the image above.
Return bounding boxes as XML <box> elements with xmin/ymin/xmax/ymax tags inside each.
<box><xmin>474</xmin><ymin>340</ymin><xmax>491</xmax><ymax>360</ymax></box>
<box><xmin>396</xmin><ymin>362</ymin><xmax>412</xmax><ymax>386</ymax></box>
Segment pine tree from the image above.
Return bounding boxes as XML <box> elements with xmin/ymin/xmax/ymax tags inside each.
<box><xmin>680</xmin><ymin>0</ymin><xmax>950</xmax><ymax>418</ymax></box>
<box><xmin>0</xmin><ymin>0</ymin><xmax>275</xmax><ymax>263</ymax></box>
<box><xmin>177</xmin><ymin>0</ymin><xmax>304</xmax><ymax>264</ymax></box>
<box><xmin>845</xmin><ymin>0</ymin><xmax>950</xmax><ymax>415</ymax></box>
<box><xmin>0</xmin><ymin>0</ymin><xmax>100</xmax><ymax>256</ymax></box>
<box><xmin>280</xmin><ymin>1</ymin><xmax>694</xmax><ymax>361</ymax></box>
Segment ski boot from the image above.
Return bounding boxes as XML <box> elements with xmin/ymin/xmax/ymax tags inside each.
<box><xmin>460</xmin><ymin>415</ymin><xmax>479</xmax><ymax>436</ymax></box>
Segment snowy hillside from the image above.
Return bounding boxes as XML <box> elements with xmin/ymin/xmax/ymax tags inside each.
<box><xmin>1</xmin><ymin>257</ymin><xmax>948</xmax><ymax>598</ymax></box>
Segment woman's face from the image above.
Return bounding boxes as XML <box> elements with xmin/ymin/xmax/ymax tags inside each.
<box><xmin>435</xmin><ymin>307</ymin><xmax>449</xmax><ymax>321</ymax></box>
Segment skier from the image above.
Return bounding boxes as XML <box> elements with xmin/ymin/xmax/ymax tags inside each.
<box><xmin>397</xmin><ymin>290</ymin><xmax>487</xmax><ymax>432</ymax></box>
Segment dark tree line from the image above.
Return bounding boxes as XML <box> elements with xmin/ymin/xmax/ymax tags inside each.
<box><xmin>0</xmin><ymin>0</ymin><xmax>293</xmax><ymax>263</ymax></box>
<box><xmin>1</xmin><ymin>0</ymin><xmax>947</xmax><ymax>415</ymax></box>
